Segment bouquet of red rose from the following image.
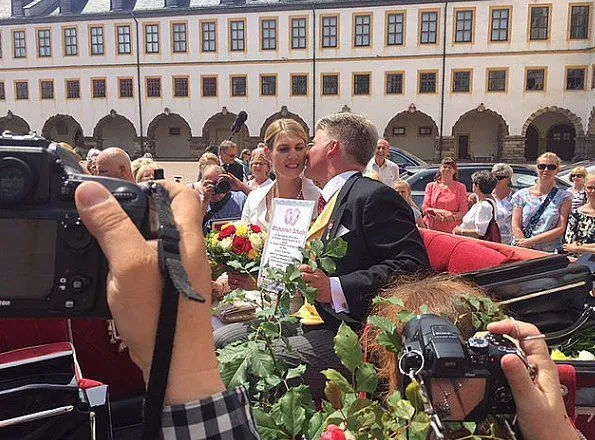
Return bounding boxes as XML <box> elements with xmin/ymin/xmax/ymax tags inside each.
<box><xmin>206</xmin><ymin>221</ymin><xmax>267</xmax><ymax>280</ymax></box>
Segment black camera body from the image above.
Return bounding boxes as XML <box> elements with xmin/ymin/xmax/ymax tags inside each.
<box><xmin>0</xmin><ymin>134</ymin><xmax>150</xmax><ymax>318</ymax></box>
<box><xmin>401</xmin><ymin>314</ymin><xmax>518</xmax><ymax>421</ymax></box>
<box><xmin>214</xmin><ymin>178</ymin><xmax>231</xmax><ymax>194</ymax></box>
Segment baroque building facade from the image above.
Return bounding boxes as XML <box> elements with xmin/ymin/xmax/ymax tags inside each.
<box><xmin>0</xmin><ymin>0</ymin><xmax>593</xmax><ymax>162</ymax></box>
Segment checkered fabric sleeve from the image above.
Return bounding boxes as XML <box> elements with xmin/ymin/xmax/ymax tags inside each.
<box><xmin>160</xmin><ymin>386</ymin><xmax>260</xmax><ymax>440</ymax></box>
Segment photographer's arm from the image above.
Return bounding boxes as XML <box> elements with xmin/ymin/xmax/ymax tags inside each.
<box><xmin>75</xmin><ymin>181</ymin><xmax>259</xmax><ymax>439</ymax></box>
<box><xmin>487</xmin><ymin>319</ymin><xmax>580</xmax><ymax>440</ymax></box>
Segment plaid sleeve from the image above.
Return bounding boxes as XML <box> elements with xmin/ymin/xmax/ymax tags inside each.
<box><xmin>160</xmin><ymin>387</ymin><xmax>260</xmax><ymax>440</ymax></box>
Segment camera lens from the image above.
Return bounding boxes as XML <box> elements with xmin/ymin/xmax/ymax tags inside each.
<box><xmin>0</xmin><ymin>157</ymin><xmax>35</xmax><ymax>204</ymax></box>
<box><xmin>215</xmin><ymin>179</ymin><xmax>231</xmax><ymax>194</ymax></box>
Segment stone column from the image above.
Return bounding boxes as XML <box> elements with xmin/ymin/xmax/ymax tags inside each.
<box><xmin>502</xmin><ymin>136</ymin><xmax>526</xmax><ymax>163</ymax></box>
<box><xmin>434</xmin><ymin>136</ymin><xmax>455</xmax><ymax>161</ymax></box>
<box><xmin>585</xmin><ymin>135</ymin><xmax>595</xmax><ymax>160</ymax></box>
<box><xmin>573</xmin><ymin>135</ymin><xmax>587</xmax><ymax>160</ymax></box>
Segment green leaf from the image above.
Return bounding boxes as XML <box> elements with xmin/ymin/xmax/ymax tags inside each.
<box><xmin>288</xmin><ymin>265</ymin><xmax>302</xmax><ymax>281</ymax></box>
<box><xmin>419</xmin><ymin>304</ymin><xmax>430</xmax><ymax>314</ymax></box>
<box><xmin>286</xmin><ymin>365</ymin><xmax>307</xmax><ymax>380</ymax></box>
<box><xmin>319</xmin><ymin>257</ymin><xmax>337</xmax><ymax>274</ymax></box>
<box><xmin>219</xmin><ymin>352</ymin><xmax>249</xmax><ymax>388</ymax></box>
<box><xmin>334</xmin><ymin>322</ymin><xmax>364</xmax><ymax>374</ymax></box>
<box><xmin>279</xmin><ymin>389</ymin><xmax>307</xmax><ymax>437</ymax></box>
<box><xmin>463</xmin><ymin>422</ymin><xmax>477</xmax><ymax>434</ymax></box>
<box><xmin>405</xmin><ymin>380</ymin><xmax>423</xmax><ymax>410</ymax></box>
<box><xmin>372</xmin><ymin>296</ymin><xmax>405</xmax><ymax>307</ymax></box>
<box><xmin>325</xmin><ymin>238</ymin><xmax>348</xmax><ymax>258</ymax></box>
<box><xmin>307</xmin><ymin>412</ymin><xmax>326</xmax><ymax>440</ymax></box>
<box><xmin>367</xmin><ymin>315</ymin><xmax>396</xmax><ymax>333</ymax></box>
<box><xmin>250</xmin><ymin>349</ymin><xmax>276</xmax><ymax>379</ymax></box>
<box><xmin>301</xmin><ymin>285</ymin><xmax>318</xmax><ymax>304</ymax></box>
<box><xmin>322</xmin><ymin>368</ymin><xmax>354</xmax><ymax>394</ymax></box>
<box><xmin>355</xmin><ymin>362</ymin><xmax>378</xmax><ymax>394</ymax></box>
<box><xmin>375</xmin><ymin>332</ymin><xmax>402</xmax><ymax>354</ymax></box>
<box><xmin>396</xmin><ymin>310</ymin><xmax>416</xmax><ymax>324</ymax></box>
<box><xmin>227</xmin><ymin>260</ymin><xmax>243</xmax><ymax>270</ymax></box>
<box><xmin>324</xmin><ymin>381</ymin><xmax>343</xmax><ymax>409</ymax></box>
<box><xmin>409</xmin><ymin>412</ymin><xmax>431</xmax><ymax>440</ymax></box>
<box><xmin>309</xmin><ymin>240</ymin><xmax>324</xmax><ymax>257</ymax></box>
<box><xmin>254</xmin><ymin>408</ymin><xmax>289</xmax><ymax>440</ymax></box>
<box><xmin>392</xmin><ymin>399</ymin><xmax>415</xmax><ymax>420</ymax></box>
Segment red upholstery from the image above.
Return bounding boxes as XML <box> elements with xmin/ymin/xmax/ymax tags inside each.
<box><xmin>558</xmin><ymin>364</ymin><xmax>577</xmax><ymax>420</ymax></box>
<box><xmin>0</xmin><ymin>319</ymin><xmax>69</xmax><ymax>353</ymax></box>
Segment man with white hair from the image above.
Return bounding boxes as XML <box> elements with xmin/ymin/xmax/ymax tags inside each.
<box><xmin>365</xmin><ymin>138</ymin><xmax>399</xmax><ymax>187</ymax></box>
<box><xmin>95</xmin><ymin>147</ymin><xmax>135</xmax><ymax>183</ymax></box>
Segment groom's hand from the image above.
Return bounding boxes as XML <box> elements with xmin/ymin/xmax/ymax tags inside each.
<box><xmin>299</xmin><ymin>265</ymin><xmax>331</xmax><ymax>303</ymax></box>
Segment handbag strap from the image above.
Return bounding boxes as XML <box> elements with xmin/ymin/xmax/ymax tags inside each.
<box><xmin>523</xmin><ymin>187</ymin><xmax>559</xmax><ymax>238</ymax></box>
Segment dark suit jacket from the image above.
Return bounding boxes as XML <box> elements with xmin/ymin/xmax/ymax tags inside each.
<box><xmin>313</xmin><ymin>174</ymin><xmax>430</xmax><ymax>332</ymax></box>
<box><xmin>222</xmin><ymin>161</ymin><xmax>245</xmax><ymax>182</ymax></box>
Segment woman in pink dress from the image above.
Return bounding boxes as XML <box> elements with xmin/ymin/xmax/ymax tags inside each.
<box><xmin>423</xmin><ymin>157</ymin><xmax>469</xmax><ymax>232</ymax></box>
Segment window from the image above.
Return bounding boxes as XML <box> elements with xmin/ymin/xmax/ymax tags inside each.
<box><xmin>526</xmin><ymin>69</ymin><xmax>545</xmax><ymax>91</ymax></box>
<box><xmin>529</xmin><ymin>6</ymin><xmax>549</xmax><ymax>40</ymax></box>
<box><xmin>117</xmin><ymin>25</ymin><xmax>131</xmax><ymax>54</ymax></box>
<box><xmin>92</xmin><ymin>79</ymin><xmax>106</xmax><ymax>98</ymax></box>
<box><xmin>393</xmin><ymin>127</ymin><xmax>405</xmax><ymax>136</ymax></box>
<box><xmin>15</xmin><ymin>81</ymin><xmax>28</xmax><ymax>100</ymax></box>
<box><xmin>354</xmin><ymin>14</ymin><xmax>371</xmax><ymax>47</ymax></box>
<box><xmin>566</xmin><ymin>68</ymin><xmax>586</xmax><ymax>90</ymax></box>
<box><xmin>322</xmin><ymin>16</ymin><xmax>338</xmax><ymax>48</ymax></box>
<box><xmin>145</xmin><ymin>25</ymin><xmax>159</xmax><ymax>53</ymax></box>
<box><xmin>570</xmin><ymin>6</ymin><xmax>590</xmax><ymax>39</ymax></box>
<box><xmin>386</xmin><ymin>13</ymin><xmax>404</xmax><ymax>46</ymax></box>
<box><xmin>420</xmin><ymin>11</ymin><xmax>438</xmax><ymax>44</ymax></box>
<box><xmin>169</xmin><ymin>127</ymin><xmax>181</xmax><ymax>136</ymax></box>
<box><xmin>119</xmin><ymin>78</ymin><xmax>133</xmax><ymax>98</ymax></box>
<box><xmin>452</xmin><ymin>71</ymin><xmax>471</xmax><ymax>92</ymax></box>
<box><xmin>353</xmin><ymin>74</ymin><xmax>370</xmax><ymax>95</ymax></box>
<box><xmin>172</xmin><ymin>23</ymin><xmax>187</xmax><ymax>53</ymax></box>
<box><xmin>419</xmin><ymin>127</ymin><xmax>433</xmax><ymax>136</ymax></box>
<box><xmin>40</xmin><ymin>80</ymin><xmax>54</xmax><ymax>99</ymax></box>
<box><xmin>64</xmin><ymin>27</ymin><xmax>78</xmax><ymax>56</ymax></box>
<box><xmin>419</xmin><ymin>71</ymin><xmax>437</xmax><ymax>93</ymax></box>
<box><xmin>37</xmin><ymin>29</ymin><xmax>51</xmax><ymax>57</ymax></box>
<box><xmin>146</xmin><ymin>78</ymin><xmax>161</xmax><ymax>97</ymax></box>
<box><xmin>291</xmin><ymin>18</ymin><xmax>307</xmax><ymax>49</ymax></box>
<box><xmin>230</xmin><ymin>20</ymin><xmax>245</xmax><ymax>51</ymax></box>
<box><xmin>487</xmin><ymin>69</ymin><xmax>507</xmax><ymax>92</ymax></box>
<box><xmin>322</xmin><ymin>74</ymin><xmax>339</xmax><ymax>95</ymax></box>
<box><xmin>261</xmin><ymin>19</ymin><xmax>276</xmax><ymax>50</ymax></box>
<box><xmin>455</xmin><ymin>10</ymin><xmax>473</xmax><ymax>43</ymax></box>
<box><xmin>174</xmin><ymin>77</ymin><xmax>189</xmax><ymax>97</ymax></box>
<box><xmin>491</xmin><ymin>8</ymin><xmax>510</xmax><ymax>41</ymax></box>
<box><xmin>202</xmin><ymin>77</ymin><xmax>217</xmax><ymax>97</ymax></box>
<box><xmin>66</xmin><ymin>80</ymin><xmax>80</xmax><ymax>98</ymax></box>
<box><xmin>90</xmin><ymin>26</ymin><xmax>104</xmax><ymax>55</ymax></box>
<box><xmin>260</xmin><ymin>75</ymin><xmax>276</xmax><ymax>96</ymax></box>
<box><xmin>0</xmin><ymin>82</ymin><xmax>4</xmax><ymax>100</ymax></box>
<box><xmin>201</xmin><ymin>22</ymin><xmax>216</xmax><ymax>52</ymax></box>
<box><xmin>13</xmin><ymin>31</ymin><xmax>26</xmax><ymax>58</ymax></box>
<box><xmin>291</xmin><ymin>75</ymin><xmax>308</xmax><ymax>96</ymax></box>
<box><xmin>386</xmin><ymin>73</ymin><xmax>403</xmax><ymax>94</ymax></box>
<box><xmin>231</xmin><ymin>76</ymin><xmax>247</xmax><ymax>96</ymax></box>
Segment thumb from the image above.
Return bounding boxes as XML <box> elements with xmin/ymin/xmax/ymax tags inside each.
<box><xmin>75</xmin><ymin>181</ymin><xmax>149</xmax><ymax>271</ymax></box>
<box><xmin>501</xmin><ymin>353</ymin><xmax>536</xmax><ymax>409</ymax></box>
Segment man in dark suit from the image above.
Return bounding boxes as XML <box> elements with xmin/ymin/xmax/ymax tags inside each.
<box><xmin>218</xmin><ymin>140</ymin><xmax>245</xmax><ymax>182</ymax></box>
<box><xmin>300</xmin><ymin>112</ymin><xmax>430</xmax><ymax>331</ymax></box>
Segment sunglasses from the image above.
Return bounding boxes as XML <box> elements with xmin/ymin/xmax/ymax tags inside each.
<box><xmin>570</xmin><ymin>174</ymin><xmax>585</xmax><ymax>179</ymax></box>
<box><xmin>495</xmin><ymin>175</ymin><xmax>509</xmax><ymax>180</ymax></box>
<box><xmin>537</xmin><ymin>164</ymin><xmax>557</xmax><ymax>171</ymax></box>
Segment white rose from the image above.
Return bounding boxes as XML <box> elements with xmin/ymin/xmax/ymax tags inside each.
<box><xmin>249</xmin><ymin>233</ymin><xmax>263</xmax><ymax>250</ymax></box>
<box><xmin>220</xmin><ymin>237</ymin><xmax>233</xmax><ymax>251</ymax></box>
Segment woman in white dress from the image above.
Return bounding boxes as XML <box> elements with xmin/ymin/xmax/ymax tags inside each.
<box><xmin>241</xmin><ymin>119</ymin><xmax>321</xmax><ymax>230</ymax></box>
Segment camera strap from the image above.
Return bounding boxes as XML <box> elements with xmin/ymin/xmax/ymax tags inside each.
<box><xmin>141</xmin><ymin>183</ymin><xmax>206</xmax><ymax>440</ymax></box>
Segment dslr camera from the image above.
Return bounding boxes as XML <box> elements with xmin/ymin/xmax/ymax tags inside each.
<box><xmin>400</xmin><ymin>314</ymin><xmax>521</xmax><ymax>421</ymax></box>
<box><xmin>0</xmin><ymin>133</ymin><xmax>151</xmax><ymax>318</ymax></box>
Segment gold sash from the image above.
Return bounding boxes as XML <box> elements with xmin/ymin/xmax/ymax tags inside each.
<box><xmin>293</xmin><ymin>193</ymin><xmax>340</xmax><ymax>325</ymax></box>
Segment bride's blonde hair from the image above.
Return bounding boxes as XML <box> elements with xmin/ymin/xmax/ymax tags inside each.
<box><xmin>263</xmin><ymin>119</ymin><xmax>308</xmax><ymax>150</ymax></box>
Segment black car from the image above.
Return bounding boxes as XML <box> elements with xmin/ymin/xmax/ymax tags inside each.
<box><xmin>405</xmin><ymin>163</ymin><xmax>572</xmax><ymax>208</ymax></box>
<box><xmin>388</xmin><ymin>147</ymin><xmax>428</xmax><ymax>176</ymax></box>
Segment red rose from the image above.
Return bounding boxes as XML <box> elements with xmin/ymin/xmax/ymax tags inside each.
<box><xmin>232</xmin><ymin>236</ymin><xmax>252</xmax><ymax>254</ymax></box>
<box><xmin>219</xmin><ymin>225</ymin><xmax>236</xmax><ymax>239</ymax></box>
<box><xmin>249</xmin><ymin>224</ymin><xmax>262</xmax><ymax>233</ymax></box>
<box><xmin>321</xmin><ymin>425</ymin><xmax>346</xmax><ymax>440</ymax></box>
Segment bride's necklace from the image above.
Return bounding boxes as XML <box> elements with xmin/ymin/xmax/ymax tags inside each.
<box><xmin>271</xmin><ymin>181</ymin><xmax>303</xmax><ymax>200</ymax></box>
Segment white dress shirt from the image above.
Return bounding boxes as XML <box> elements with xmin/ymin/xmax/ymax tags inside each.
<box><xmin>320</xmin><ymin>171</ymin><xmax>359</xmax><ymax>314</ymax></box>
<box><xmin>365</xmin><ymin>158</ymin><xmax>400</xmax><ymax>187</ymax></box>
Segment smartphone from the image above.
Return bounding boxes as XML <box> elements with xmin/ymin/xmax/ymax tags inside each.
<box><xmin>153</xmin><ymin>168</ymin><xmax>165</xmax><ymax>180</ymax></box>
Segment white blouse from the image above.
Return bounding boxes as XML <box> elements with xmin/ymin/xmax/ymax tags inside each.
<box><xmin>460</xmin><ymin>199</ymin><xmax>496</xmax><ymax>236</ymax></box>
<box><xmin>241</xmin><ymin>177</ymin><xmax>321</xmax><ymax>230</ymax></box>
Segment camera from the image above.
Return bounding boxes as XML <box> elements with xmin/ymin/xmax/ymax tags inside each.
<box><xmin>214</xmin><ymin>177</ymin><xmax>231</xmax><ymax>194</ymax></box>
<box><xmin>400</xmin><ymin>314</ymin><xmax>519</xmax><ymax>421</ymax></box>
<box><xmin>0</xmin><ymin>133</ymin><xmax>151</xmax><ymax>318</ymax></box>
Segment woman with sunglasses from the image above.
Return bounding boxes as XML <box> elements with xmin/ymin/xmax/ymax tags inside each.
<box><xmin>563</xmin><ymin>173</ymin><xmax>595</xmax><ymax>255</ymax></box>
<box><xmin>569</xmin><ymin>166</ymin><xmax>588</xmax><ymax>212</ymax></box>
<box><xmin>511</xmin><ymin>153</ymin><xmax>572</xmax><ymax>251</ymax></box>
<box><xmin>491</xmin><ymin>163</ymin><xmax>515</xmax><ymax>245</ymax></box>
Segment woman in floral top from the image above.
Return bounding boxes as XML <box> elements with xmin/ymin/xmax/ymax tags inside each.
<box><xmin>564</xmin><ymin>173</ymin><xmax>595</xmax><ymax>255</ymax></box>
<box><xmin>511</xmin><ymin>153</ymin><xmax>572</xmax><ymax>252</ymax></box>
